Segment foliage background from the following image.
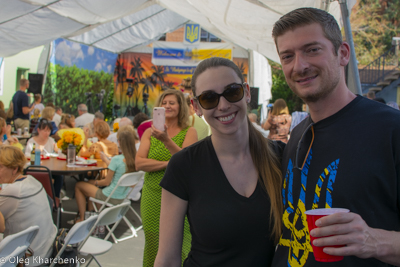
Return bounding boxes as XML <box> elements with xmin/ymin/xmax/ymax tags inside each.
<box><xmin>43</xmin><ymin>63</ymin><xmax>114</xmax><ymax>121</ymax></box>
<box><xmin>350</xmin><ymin>0</ymin><xmax>400</xmax><ymax>65</ymax></box>
<box><xmin>269</xmin><ymin>61</ymin><xmax>303</xmax><ymax>113</ymax></box>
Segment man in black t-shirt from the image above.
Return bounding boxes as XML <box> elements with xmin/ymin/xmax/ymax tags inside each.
<box><xmin>271</xmin><ymin>8</ymin><xmax>400</xmax><ymax>267</ymax></box>
<box><xmin>12</xmin><ymin>78</ymin><xmax>35</xmax><ymax>130</ymax></box>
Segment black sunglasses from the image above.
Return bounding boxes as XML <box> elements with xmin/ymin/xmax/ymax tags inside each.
<box><xmin>294</xmin><ymin>123</ymin><xmax>315</xmax><ymax>171</ymax></box>
<box><xmin>194</xmin><ymin>83</ymin><xmax>245</xmax><ymax>110</ymax></box>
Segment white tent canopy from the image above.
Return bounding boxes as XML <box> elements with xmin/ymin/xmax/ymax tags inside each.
<box><xmin>0</xmin><ymin>0</ymin><xmax>356</xmax><ymax>63</ymax></box>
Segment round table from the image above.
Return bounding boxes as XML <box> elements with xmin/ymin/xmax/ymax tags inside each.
<box><xmin>11</xmin><ymin>134</ymin><xmax>31</xmax><ymax>140</ymax></box>
<box><xmin>34</xmin><ymin>157</ymin><xmax>108</xmax><ymax>175</ymax></box>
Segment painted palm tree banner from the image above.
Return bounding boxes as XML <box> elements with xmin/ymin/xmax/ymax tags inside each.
<box><xmin>43</xmin><ymin>38</ymin><xmax>117</xmax><ymax>117</ymax></box>
<box><xmin>152</xmin><ymin>41</ymin><xmax>232</xmax><ymax>66</ymax></box>
<box><xmin>114</xmin><ymin>52</ymin><xmax>247</xmax><ymax>118</ymax></box>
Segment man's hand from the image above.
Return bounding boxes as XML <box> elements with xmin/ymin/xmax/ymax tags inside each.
<box><xmin>310</xmin><ymin>212</ymin><xmax>379</xmax><ymax>259</ymax></box>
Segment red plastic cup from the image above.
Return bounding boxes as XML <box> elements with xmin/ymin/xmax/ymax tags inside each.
<box><xmin>305</xmin><ymin>208</ymin><xmax>350</xmax><ymax>262</ymax></box>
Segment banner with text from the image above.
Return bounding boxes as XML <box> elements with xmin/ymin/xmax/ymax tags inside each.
<box><xmin>152</xmin><ymin>41</ymin><xmax>232</xmax><ymax>67</ymax></box>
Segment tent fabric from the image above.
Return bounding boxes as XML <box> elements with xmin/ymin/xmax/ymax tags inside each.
<box><xmin>0</xmin><ymin>0</ymin><xmax>356</xmax><ymax>62</ymax></box>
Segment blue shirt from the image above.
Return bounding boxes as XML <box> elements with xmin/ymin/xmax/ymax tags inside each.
<box><xmin>12</xmin><ymin>90</ymin><xmax>29</xmax><ymax>120</ymax></box>
<box><xmin>102</xmin><ymin>154</ymin><xmax>129</xmax><ymax>199</ymax></box>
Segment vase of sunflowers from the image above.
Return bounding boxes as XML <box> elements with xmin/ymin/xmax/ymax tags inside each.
<box><xmin>57</xmin><ymin>131</ymin><xmax>83</xmax><ymax>161</ymax></box>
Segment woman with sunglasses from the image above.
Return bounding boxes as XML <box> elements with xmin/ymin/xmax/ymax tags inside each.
<box><xmin>136</xmin><ymin>89</ymin><xmax>198</xmax><ymax>267</ymax></box>
<box><xmin>155</xmin><ymin>57</ymin><xmax>283</xmax><ymax>267</ymax></box>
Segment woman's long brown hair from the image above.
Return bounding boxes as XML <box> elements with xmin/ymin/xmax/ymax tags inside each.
<box><xmin>117</xmin><ymin>127</ymin><xmax>137</xmax><ymax>173</ymax></box>
<box><xmin>191</xmin><ymin>57</ymin><xmax>283</xmax><ymax>243</ymax></box>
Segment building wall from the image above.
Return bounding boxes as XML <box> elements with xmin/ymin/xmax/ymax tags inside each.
<box><xmin>2</xmin><ymin>46</ymin><xmax>44</xmax><ymax>109</ymax></box>
<box><xmin>166</xmin><ymin>27</ymin><xmax>184</xmax><ymax>42</ymax></box>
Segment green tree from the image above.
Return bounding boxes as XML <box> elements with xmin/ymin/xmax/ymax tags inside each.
<box><xmin>269</xmin><ymin>61</ymin><xmax>303</xmax><ymax>113</ymax></box>
<box><xmin>350</xmin><ymin>0</ymin><xmax>400</xmax><ymax>65</ymax></box>
<box><xmin>43</xmin><ymin>63</ymin><xmax>114</xmax><ymax>117</ymax></box>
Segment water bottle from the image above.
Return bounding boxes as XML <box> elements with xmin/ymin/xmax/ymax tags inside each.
<box><xmin>34</xmin><ymin>148</ymin><xmax>41</xmax><ymax>165</ymax></box>
<box><xmin>67</xmin><ymin>144</ymin><xmax>76</xmax><ymax>166</ymax></box>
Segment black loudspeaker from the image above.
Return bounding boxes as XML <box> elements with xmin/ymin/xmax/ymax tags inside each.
<box><xmin>27</xmin><ymin>73</ymin><xmax>44</xmax><ymax>94</ymax></box>
<box><xmin>250</xmin><ymin>87</ymin><xmax>259</xmax><ymax>110</ymax></box>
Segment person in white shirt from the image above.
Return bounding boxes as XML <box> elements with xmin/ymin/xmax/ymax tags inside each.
<box><xmin>75</xmin><ymin>104</ymin><xmax>94</xmax><ymax>128</ymax></box>
<box><xmin>0</xmin><ymin>146</ymin><xmax>57</xmax><ymax>265</ymax></box>
<box><xmin>248</xmin><ymin>113</ymin><xmax>270</xmax><ymax>138</ymax></box>
<box><xmin>53</xmin><ymin>106</ymin><xmax>62</xmax><ymax>127</ymax></box>
<box><xmin>107</xmin><ymin>117</ymin><xmax>132</xmax><ymax>145</ymax></box>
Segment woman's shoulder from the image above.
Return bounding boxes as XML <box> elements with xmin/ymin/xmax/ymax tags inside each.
<box><xmin>0</xmin><ymin>176</ymin><xmax>40</xmax><ymax>197</ymax></box>
<box><xmin>111</xmin><ymin>154</ymin><xmax>124</xmax><ymax>161</ymax></box>
<box><xmin>171</xmin><ymin>136</ymin><xmax>210</xmax><ymax>160</ymax></box>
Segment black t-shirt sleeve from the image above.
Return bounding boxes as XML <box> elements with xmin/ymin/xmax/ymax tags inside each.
<box><xmin>160</xmin><ymin>150</ymin><xmax>189</xmax><ymax>201</ymax></box>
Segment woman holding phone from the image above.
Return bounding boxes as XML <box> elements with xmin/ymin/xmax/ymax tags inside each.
<box><xmin>155</xmin><ymin>57</ymin><xmax>283</xmax><ymax>266</ymax></box>
<box><xmin>136</xmin><ymin>89</ymin><xmax>197</xmax><ymax>267</ymax></box>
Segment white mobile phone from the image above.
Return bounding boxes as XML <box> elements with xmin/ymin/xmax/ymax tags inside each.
<box><xmin>153</xmin><ymin>107</ymin><xmax>165</xmax><ymax>131</ymax></box>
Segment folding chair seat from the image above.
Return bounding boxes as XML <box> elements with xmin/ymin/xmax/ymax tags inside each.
<box><xmin>24</xmin><ymin>166</ymin><xmax>61</xmax><ymax>229</ymax></box>
<box><xmin>0</xmin><ymin>226</ymin><xmax>39</xmax><ymax>266</ymax></box>
<box><xmin>49</xmin><ymin>215</ymin><xmax>98</xmax><ymax>267</ymax></box>
<box><xmin>78</xmin><ymin>202</ymin><xmax>130</xmax><ymax>267</ymax></box>
<box><xmin>89</xmin><ymin>171</ymin><xmax>144</xmax><ymax>243</ymax></box>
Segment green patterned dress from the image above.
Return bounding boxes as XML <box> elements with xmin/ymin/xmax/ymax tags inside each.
<box><xmin>141</xmin><ymin>127</ymin><xmax>192</xmax><ymax>267</ymax></box>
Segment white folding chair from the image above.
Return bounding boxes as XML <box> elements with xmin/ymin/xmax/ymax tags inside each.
<box><xmin>0</xmin><ymin>225</ymin><xmax>39</xmax><ymax>265</ymax></box>
<box><xmin>0</xmin><ymin>245</ymin><xmax>28</xmax><ymax>267</ymax></box>
<box><xmin>78</xmin><ymin>202</ymin><xmax>130</xmax><ymax>267</ymax></box>
<box><xmin>49</xmin><ymin>215</ymin><xmax>98</xmax><ymax>267</ymax></box>
<box><xmin>89</xmin><ymin>171</ymin><xmax>144</xmax><ymax>243</ymax></box>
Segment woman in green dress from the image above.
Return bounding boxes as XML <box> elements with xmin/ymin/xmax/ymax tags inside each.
<box><xmin>136</xmin><ymin>89</ymin><xmax>198</xmax><ymax>267</ymax></box>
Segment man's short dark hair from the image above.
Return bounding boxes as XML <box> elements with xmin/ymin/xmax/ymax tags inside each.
<box><xmin>272</xmin><ymin>7</ymin><xmax>342</xmax><ymax>55</ymax></box>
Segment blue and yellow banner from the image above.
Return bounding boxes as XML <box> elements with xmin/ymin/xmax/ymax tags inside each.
<box><xmin>152</xmin><ymin>41</ymin><xmax>232</xmax><ymax>66</ymax></box>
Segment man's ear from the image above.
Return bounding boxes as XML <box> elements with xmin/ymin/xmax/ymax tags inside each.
<box><xmin>191</xmin><ymin>99</ymin><xmax>203</xmax><ymax>117</ymax></box>
<box><xmin>339</xmin><ymin>42</ymin><xmax>350</xmax><ymax>66</ymax></box>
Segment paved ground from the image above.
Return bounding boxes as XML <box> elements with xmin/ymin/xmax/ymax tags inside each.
<box><xmin>61</xmin><ymin>176</ymin><xmax>145</xmax><ymax>267</ymax></box>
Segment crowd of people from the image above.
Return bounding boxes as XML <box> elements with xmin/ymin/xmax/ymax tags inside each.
<box><xmin>0</xmin><ymin>6</ymin><xmax>400</xmax><ymax>267</ymax></box>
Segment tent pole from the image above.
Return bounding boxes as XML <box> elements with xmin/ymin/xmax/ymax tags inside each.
<box><xmin>338</xmin><ymin>0</ymin><xmax>362</xmax><ymax>95</ymax></box>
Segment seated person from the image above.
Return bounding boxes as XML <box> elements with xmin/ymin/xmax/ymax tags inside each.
<box><xmin>0</xmin><ymin>117</ymin><xmax>20</xmax><ymax>147</ymax></box>
<box><xmin>25</xmin><ymin>119</ymin><xmax>58</xmax><ymax>157</ymax></box>
<box><xmin>25</xmin><ymin>119</ymin><xmax>64</xmax><ymax>197</ymax></box>
<box><xmin>84</xmin><ymin>111</ymin><xmax>104</xmax><ymax>138</ymax></box>
<box><xmin>108</xmin><ymin>117</ymin><xmax>133</xmax><ymax>150</ymax></box>
<box><xmin>74</xmin><ymin>128</ymin><xmax>137</xmax><ymax>222</ymax></box>
<box><xmin>6</xmin><ymin>101</ymin><xmax>13</xmax><ymax>125</ymax></box>
<box><xmin>32</xmin><ymin>107</ymin><xmax>58</xmax><ymax>136</ymax></box>
<box><xmin>0</xmin><ymin>146</ymin><xmax>57</xmax><ymax>263</ymax></box>
<box><xmin>80</xmin><ymin>121</ymin><xmax>118</xmax><ymax>159</ymax></box>
<box><xmin>58</xmin><ymin>114</ymin><xmax>76</xmax><ymax>129</ymax></box>
<box><xmin>103</xmin><ymin>125</ymin><xmax>143</xmax><ymax>201</ymax></box>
